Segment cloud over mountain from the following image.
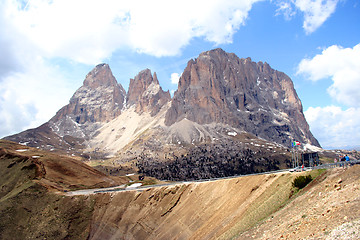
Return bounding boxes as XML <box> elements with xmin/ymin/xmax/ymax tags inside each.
<box><xmin>0</xmin><ymin>0</ymin><xmax>351</xmax><ymax>149</ymax></box>
<box><xmin>305</xmin><ymin>106</ymin><xmax>360</xmax><ymax>149</ymax></box>
<box><xmin>299</xmin><ymin>43</ymin><xmax>360</xmax><ymax>149</ymax></box>
<box><xmin>297</xmin><ymin>44</ymin><xmax>360</xmax><ymax>107</ymax></box>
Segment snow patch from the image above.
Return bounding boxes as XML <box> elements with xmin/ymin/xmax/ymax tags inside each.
<box><xmin>303</xmin><ymin>143</ymin><xmax>323</xmax><ymax>152</ymax></box>
<box><xmin>16</xmin><ymin>149</ymin><xmax>28</xmax><ymax>152</ymax></box>
<box><xmin>227</xmin><ymin>131</ymin><xmax>237</xmax><ymax>136</ymax></box>
<box><xmin>257</xmin><ymin>77</ymin><xmax>261</xmax><ymax>86</ymax></box>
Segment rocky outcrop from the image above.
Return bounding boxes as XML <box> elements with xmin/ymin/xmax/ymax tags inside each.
<box><xmin>4</xmin><ymin>48</ymin><xmax>320</xmax><ymax>159</ymax></box>
<box><xmin>4</xmin><ymin>64</ymin><xmax>127</xmax><ymax>152</ymax></box>
<box><xmin>51</xmin><ymin>63</ymin><xmax>126</xmax><ymax>124</ymax></box>
<box><xmin>165</xmin><ymin>48</ymin><xmax>320</xmax><ymax>147</ymax></box>
<box><xmin>127</xmin><ymin>69</ymin><xmax>171</xmax><ymax>116</ymax></box>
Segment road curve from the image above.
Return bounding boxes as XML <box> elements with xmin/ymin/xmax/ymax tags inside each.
<box><xmin>64</xmin><ymin>160</ymin><xmax>360</xmax><ymax>196</ymax></box>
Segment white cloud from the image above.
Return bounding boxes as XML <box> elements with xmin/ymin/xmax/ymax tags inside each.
<box><xmin>0</xmin><ymin>57</ymin><xmax>74</xmax><ymax>137</ymax></box>
<box><xmin>305</xmin><ymin>106</ymin><xmax>360</xmax><ymax>149</ymax></box>
<box><xmin>170</xmin><ymin>73</ymin><xmax>180</xmax><ymax>85</ymax></box>
<box><xmin>7</xmin><ymin>0</ymin><xmax>130</xmax><ymax>65</ymax></box>
<box><xmin>275</xmin><ymin>1</ymin><xmax>296</xmax><ymax>20</ymax></box>
<box><xmin>0</xmin><ymin>0</ymin><xmax>343</xmax><ymax>139</ymax></box>
<box><xmin>0</xmin><ymin>1</ymin><xmax>77</xmax><ymax>137</ymax></box>
<box><xmin>0</xmin><ymin>0</ymin><xmax>263</xmax><ymax>138</ymax></box>
<box><xmin>170</xmin><ymin>89</ymin><xmax>176</xmax><ymax>97</ymax></box>
<box><xmin>299</xmin><ymin>44</ymin><xmax>360</xmax><ymax>149</ymax></box>
<box><xmin>5</xmin><ymin>0</ymin><xmax>262</xmax><ymax>63</ymax></box>
<box><xmin>297</xmin><ymin>44</ymin><xmax>360</xmax><ymax>107</ymax></box>
<box><xmin>275</xmin><ymin>0</ymin><xmax>339</xmax><ymax>34</ymax></box>
<box><xmin>294</xmin><ymin>0</ymin><xmax>339</xmax><ymax>34</ymax></box>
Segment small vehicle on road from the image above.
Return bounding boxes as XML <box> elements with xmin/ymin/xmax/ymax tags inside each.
<box><xmin>289</xmin><ymin>166</ymin><xmax>302</xmax><ymax>172</ymax></box>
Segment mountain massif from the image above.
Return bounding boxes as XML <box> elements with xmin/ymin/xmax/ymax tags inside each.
<box><xmin>5</xmin><ymin>48</ymin><xmax>320</xmax><ymax>179</ymax></box>
<box><xmin>3</xmin><ymin>49</ymin><xmax>360</xmax><ymax>240</ymax></box>
<box><xmin>166</xmin><ymin>49</ymin><xmax>318</xmax><ymax>145</ymax></box>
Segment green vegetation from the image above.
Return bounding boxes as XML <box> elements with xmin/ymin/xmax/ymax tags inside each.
<box><xmin>220</xmin><ymin>173</ymin><xmax>295</xmax><ymax>240</ymax></box>
<box><xmin>222</xmin><ymin>169</ymin><xmax>327</xmax><ymax>239</ymax></box>
<box><xmin>141</xmin><ymin>178</ymin><xmax>157</xmax><ymax>186</ymax></box>
<box><xmin>292</xmin><ymin>175</ymin><xmax>313</xmax><ymax>189</ymax></box>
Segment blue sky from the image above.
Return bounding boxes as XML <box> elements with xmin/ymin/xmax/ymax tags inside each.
<box><xmin>0</xmin><ymin>0</ymin><xmax>359</xmax><ymax>149</ymax></box>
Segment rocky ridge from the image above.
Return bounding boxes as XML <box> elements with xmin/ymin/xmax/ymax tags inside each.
<box><xmin>166</xmin><ymin>48</ymin><xmax>318</xmax><ymax>147</ymax></box>
<box><xmin>3</xmin><ymin>64</ymin><xmax>128</xmax><ymax>156</ymax></box>
<box><xmin>5</xmin><ymin>48</ymin><xmax>320</xmax><ymax>175</ymax></box>
<box><xmin>127</xmin><ymin>69</ymin><xmax>171</xmax><ymax>116</ymax></box>
<box><xmin>52</xmin><ymin>63</ymin><xmax>126</xmax><ymax>125</ymax></box>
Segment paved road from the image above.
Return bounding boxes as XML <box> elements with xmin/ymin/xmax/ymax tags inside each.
<box><xmin>65</xmin><ymin>169</ymin><xmax>290</xmax><ymax>196</ymax></box>
<box><xmin>65</xmin><ymin>160</ymin><xmax>360</xmax><ymax>196</ymax></box>
<box><xmin>66</xmin><ymin>185</ymin><xmax>127</xmax><ymax>196</ymax></box>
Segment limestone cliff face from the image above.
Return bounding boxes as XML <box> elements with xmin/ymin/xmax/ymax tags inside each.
<box><xmin>127</xmin><ymin>69</ymin><xmax>171</xmax><ymax>116</ymax></box>
<box><xmin>4</xmin><ymin>64</ymin><xmax>127</xmax><ymax>152</ymax></box>
<box><xmin>165</xmin><ymin>48</ymin><xmax>320</xmax><ymax>147</ymax></box>
<box><xmin>52</xmin><ymin>63</ymin><xmax>126</xmax><ymax>124</ymax></box>
<box><xmin>4</xmin><ymin>49</ymin><xmax>320</xmax><ymax>158</ymax></box>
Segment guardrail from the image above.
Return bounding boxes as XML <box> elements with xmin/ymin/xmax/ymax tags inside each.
<box><xmin>67</xmin><ymin>160</ymin><xmax>360</xmax><ymax>195</ymax></box>
<box><xmin>312</xmin><ymin>159</ymin><xmax>360</xmax><ymax>169</ymax></box>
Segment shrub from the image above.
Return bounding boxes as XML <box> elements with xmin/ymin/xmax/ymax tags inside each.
<box><xmin>292</xmin><ymin>175</ymin><xmax>312</xmax><ymax>189</ymax></box>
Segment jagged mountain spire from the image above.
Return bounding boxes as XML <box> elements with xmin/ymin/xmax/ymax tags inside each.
<box><xmin>83</xmin><ymin>63</ymin><xmax>119</xmax><ymax>88</ymax></box>
<box><xmin>127</xmin><ymin>68</ymin><xmax>171</xmax><ymax>116</ymax></box>
<box><xmin>52</xmin><ymin>63</ymin><xmax>126</xmax><ymax>124</ymax></box>
<box><xmin>4</xmin><ymin>48</ymin><xmax>320</xmax><ymax>158</ymax></box>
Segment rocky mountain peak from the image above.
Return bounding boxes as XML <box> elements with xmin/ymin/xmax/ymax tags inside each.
<box><xmin>51</xmin><ymin>64</ymin><xmax>126</xmax><ymax>125</ymax></box>
<box><xmin>127</xmin><ymin>69</ymin><xmax>171</xmax><ymax>115</ymax></box>
<box><xmin>127</xmin><ymin>69</ymin><xmax>153</xmax><ymax>105</ymax></box>
<box><xmin>83</xmin><ymin>63</ymin><xmax>118</xmax><ymax>89</ymax></box>
<box><xmin>166</xmin><ymin>48</ymin><xmax>320</xmax><ymax>147</ymax></box>
<box><xmin>198</xmin><ymin>48</ymin><xmax>228</xmax><ymax>58</ymax></box>
<box><xmin>4</xmin><ymin>48</ymin><xmax>320</xmax><ymax>159</ymax></box>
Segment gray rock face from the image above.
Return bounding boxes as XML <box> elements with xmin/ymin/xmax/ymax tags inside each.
<box><xmin>4</xmin><ymin>48</ymin><xmax>320</xmax><ymax>159</ymax></box>
<box><xmin>52</xmin><ymin>63</ymin><xmax>126</xmax><ymax>124</ymax></box>
<box><xmin>165</xmin><ymin>48</ymin><xmax>320</xmax><ymax>147</ymax></box>
<box><xmin>4</xmin><ymin>64</ymin><xmax>127</xmax><ymax>153</ymax></box>
<box><xmin>127</xmin><ymin>69</ymin><xmax>171</xmax><ymax>116</ymax></box>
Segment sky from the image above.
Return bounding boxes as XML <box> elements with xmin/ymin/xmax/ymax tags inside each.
<box><xmin>0</xmin><ymin>0</ymin><xmax>359</xmax><ymax>149</ymax></box>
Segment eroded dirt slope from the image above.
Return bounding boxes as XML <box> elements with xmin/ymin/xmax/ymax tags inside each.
<box><xmin>88</xmin><ymin>166</ymin><xmax>360</xmax><ymax>240</ymax></box>
<box><xmin>0</xmin><ymin>140</ymin><xmax>124</xmax><ymax>193</ymax></box>
<box><xmin>89</xmin><ymin>171</ymin><xmax>307</xmax><ymax>239</ymax></box>
<box><xmin>0</xmin><ymin>140</ymin><xmax>116</xmax><ymax>239</ymax></box>
<box><xmin>237</xmin><ymin>166</ymin><xmax>360</xmax><ymax>239</ymax></box>
<box><xmin>1</xmin><ymin>139</ymin><xmax>359</xmax><ymax>240</ymax></box>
